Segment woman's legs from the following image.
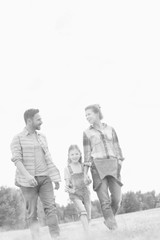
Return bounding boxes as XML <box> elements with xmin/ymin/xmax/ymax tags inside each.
<box><xmin>96</xmin><ymin>176</ymin><xmax>118</xmax><ymax>230</ymax></box>
<box><xmin>108</xmin><ymin>176</ymin><xmax>122</xmax><ymax>215</ymax></box>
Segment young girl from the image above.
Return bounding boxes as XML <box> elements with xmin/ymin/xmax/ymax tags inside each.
<box><xmin>64</xmin><ymin>145</ymin><xmax>91</xmax><ymax>235</ymax></box>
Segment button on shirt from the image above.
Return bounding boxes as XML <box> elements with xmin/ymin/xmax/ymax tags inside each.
<box><xmin>83</xmin><ymin>123</ymin><xmax>124</xmax><ymax>184</ymax></box>
<box><xmin>31</xmin><ymin>133</ymin><xmax>48</xmax><ymax>176</ymax></box>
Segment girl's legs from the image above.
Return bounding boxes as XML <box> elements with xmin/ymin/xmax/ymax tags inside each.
<box><xmin>73</xmin><ymin>198</ymin><xmax>89</xmax><ymax>234</ymax></box>
<box><xmin>83</xmin><ymin>192</ymin><xmax>91</xmax><ymax>222</ymax></box>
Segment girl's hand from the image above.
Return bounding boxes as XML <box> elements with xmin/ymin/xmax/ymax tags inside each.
<box><xmin>68</xmin><ymin>188</ymin><xmax>75</xmax><ymax>194</ymax></box>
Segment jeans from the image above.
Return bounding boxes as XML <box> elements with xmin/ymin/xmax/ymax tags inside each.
<box><xmin>72</xmin><ymin>190</ymin><xmax>91</xmax><ymax>221</ymax></box>
<box><xmin>20</xmin><ymin>176</ymin><xmax>60</xmax><ymax>239</ymax></box>
<box><xmin>96</xmin><ymin>176</ymin><xmax>122</xmax><ymax>220</ymax></box>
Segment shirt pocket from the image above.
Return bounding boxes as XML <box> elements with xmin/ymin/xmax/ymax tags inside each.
<box><xmin>90</xmin><ymin>134</ymin><xmax>102</xmax><ymax>146</ymax></box>
<box><xmin>104</xmin><ymin>128</ymin><xmax>113</xmax><ymax>141</ymax></box>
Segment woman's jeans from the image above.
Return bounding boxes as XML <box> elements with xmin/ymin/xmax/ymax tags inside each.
<box><xmin>20</xmin><ymin>176</ymin><xmax>60</xmax><ymax>239</ymax></box>
<box><xmin>96</xmin><ymin>176</ymin><xmax>122</xmax><ymax>220</ymax></box>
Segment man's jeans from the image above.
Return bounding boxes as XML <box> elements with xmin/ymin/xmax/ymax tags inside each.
<box><xmin>20</xmin><ymin>176</ymin><xmax>60</xmax><ymax>239</ymax></box>
<box><xmin>96</xmin><ymin>176</ymin><xmax>122</xmax><ymax>220</ymax></box>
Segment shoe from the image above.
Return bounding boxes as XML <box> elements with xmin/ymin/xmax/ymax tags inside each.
<box><xmin>51</xmin><ymin>234</ymin><xmax>60</xmax><ymax>240</ymax></box>
<box><xmin>104</xmin><ymin>217</ymin><xmax>118</xmax><ymax>230</ymax></box>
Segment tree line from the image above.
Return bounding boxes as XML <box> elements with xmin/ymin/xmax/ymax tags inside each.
<box><xmin>0</xmin><ymin>186</ymin><xmax>160</xmax><ymax>230</ymax></box>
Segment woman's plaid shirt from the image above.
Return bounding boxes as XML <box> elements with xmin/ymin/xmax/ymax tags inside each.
<box><xmin>83</xmin><ymin>123</ymin><xmax>124</xmax><ymax>165</ymax></box>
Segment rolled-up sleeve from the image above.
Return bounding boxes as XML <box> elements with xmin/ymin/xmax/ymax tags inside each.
<box><xmin>10</xmin><ymin>135</ymin><xmax>22</xmax><ymax>165</ymax></box>
<box><xmin>83</xmin><ymin>132</ymin><xmax>92</xmax><ymax>165</ymax></box>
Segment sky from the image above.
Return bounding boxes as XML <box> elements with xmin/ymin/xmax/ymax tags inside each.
<box><xmin>0</xmin><ymin>0</ymin><xmax>160</xmax><ymax>206</ymax></box>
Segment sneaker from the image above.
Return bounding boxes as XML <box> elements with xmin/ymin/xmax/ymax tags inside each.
<box><xmin>104</xmin><ymin>217</ymin><xmax>118</xmax><ymax>230</ymax></box>
<box><xmin>51</xmin><ymin>234</ymin><xmax>60</xmax><ymax>240</ymax></box>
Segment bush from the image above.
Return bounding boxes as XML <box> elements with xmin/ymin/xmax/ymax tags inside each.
<box><xmin>0</xmin><ymin>186</ymin><xmax>25</xmax><ymax>230</ymax></box>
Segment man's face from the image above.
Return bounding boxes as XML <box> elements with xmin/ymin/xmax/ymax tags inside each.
<box><xmin>31</xmin><ymin>113</ymin><xmax>42</xmax><ymax>130</ymax></box>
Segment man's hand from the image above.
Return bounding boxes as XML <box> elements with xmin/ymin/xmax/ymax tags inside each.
<box><xmin>54</xmin><ymin>182</ymin><xmax>60</xmax><ymax>190</ymax></box>
<box><xmin>26</xmin><ymin>175</ymin><xmax>38</xmax><ymax>187</ymax></box>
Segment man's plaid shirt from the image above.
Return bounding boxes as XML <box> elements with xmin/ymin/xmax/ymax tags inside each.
<box><xmin>10</xmin><ymin>128</ymin><xmax>61</xmax><ymax>187</ymax></box>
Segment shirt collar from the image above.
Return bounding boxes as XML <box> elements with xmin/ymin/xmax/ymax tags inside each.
<box><xmin>23</xmin><ymin>127</ymin><xmax>40</xmax><ymax>136</ymax></box>
<box><xmin>89</xmin><ymin>122</ymin><xmax>107</xmax><ymax>130</ymax></box>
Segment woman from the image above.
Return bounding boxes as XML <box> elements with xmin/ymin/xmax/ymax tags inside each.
<box><xmin>83</xmin><ymin>104</ymin><xmax>124</xmax><ymax>230</ymax></box>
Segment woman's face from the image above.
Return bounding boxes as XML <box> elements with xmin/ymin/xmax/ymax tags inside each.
<box><xmin>85</xmin><ymin>108</ymin><xmax>99</xmax><ymax>125</ymax></box>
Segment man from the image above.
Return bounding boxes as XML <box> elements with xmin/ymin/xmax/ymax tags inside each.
<box><xmin>10</xmin><ymin>109</ymin><xmax>61</xmax><ymax>240</ymax></box>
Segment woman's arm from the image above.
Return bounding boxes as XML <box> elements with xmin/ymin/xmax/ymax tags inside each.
<box><xmin>83</xmin><ymin>132</ymin><xmax>92</xmax><ymax>174</ymax></box>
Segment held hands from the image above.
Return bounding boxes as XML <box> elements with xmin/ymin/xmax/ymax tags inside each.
<box><xmin>65</xmin><ymin>185</ymin><xmax>75</xmax><ymax>194</ymax></box>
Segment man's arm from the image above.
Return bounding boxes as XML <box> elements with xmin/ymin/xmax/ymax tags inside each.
<box><xmin>11</xmin><ymin>135</ymin><xmax>37</xmax><ymax>186</ymax></box>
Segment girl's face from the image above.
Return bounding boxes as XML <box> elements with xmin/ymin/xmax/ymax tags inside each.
<box><xmin>85</xmin><ymin>108</ymin><xmax>99</xmax><ymax>125</ymax></box>
<box><xmin>69</xmin><ymin>149</ymin><xmax>81</xmax><ymax>164</ymax></box>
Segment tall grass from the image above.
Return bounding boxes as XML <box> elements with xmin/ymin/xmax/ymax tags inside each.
<box><xmin>0</xmin><ymin>208</ymin><xmax>160</xmax><ymax>240</ymax></box>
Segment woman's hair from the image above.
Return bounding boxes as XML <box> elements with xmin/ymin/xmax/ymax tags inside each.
<box><xmin>68</xmin><ymin>144</ymin><xmax>82</xmax><ymax>164</ymax></box>
<box><xmin>85</xmin><ymin>104</ymin><xmax>103</xmax><ymax>120</ymax></box>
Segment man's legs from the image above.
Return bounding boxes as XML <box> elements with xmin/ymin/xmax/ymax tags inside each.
<box><xmin>38</xmin><ymin>176</ymin><xmax>60</xmax><ymax>239</ymax></box>
<box><xmin>20</xmin><ymin>186</ymin><xmax>40</xmax><ymax>240</ymax></box>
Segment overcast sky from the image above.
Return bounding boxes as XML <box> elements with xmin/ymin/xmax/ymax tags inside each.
<box><xmin>0</xmin><ymin>0</ymin><xmax>160</xmax><ymax>206</ymax></box>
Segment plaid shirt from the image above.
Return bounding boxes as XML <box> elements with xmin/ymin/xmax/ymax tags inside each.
<box><xmin>10</xmin><ymin>128</ymin><xmax>61</xmax><ymax>187</ymax></box>
<box><xmin>83</xmin><ymin>123</ymin><xmax>124</xmax><ymax>165</ymax></box>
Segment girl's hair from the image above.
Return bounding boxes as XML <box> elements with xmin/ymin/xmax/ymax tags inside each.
<box><xmin>68</xmin><ymin>144</ymin><xmax>82</xmax><ymax>164</ymax></box>
<box><xmin>85</xmin><ymin>104</ymin><xmax>103</xmax><ymax>120</ymax></box>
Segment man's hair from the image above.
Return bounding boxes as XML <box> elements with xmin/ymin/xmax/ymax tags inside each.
<box><xmin>85</xmin><ymin>104</ymin><xmax>103</xmax><ymax>120</ymax></box>
<box><xmin>24</xmin><ymin>109</ymin><xmax>39</xmax><ymax>124</ymax></box>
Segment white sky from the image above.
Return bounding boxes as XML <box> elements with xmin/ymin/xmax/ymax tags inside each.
<box><xmin>0</xmin><ymin>0</ymin><xmax>160</xmax><ymax>206</ymax></box>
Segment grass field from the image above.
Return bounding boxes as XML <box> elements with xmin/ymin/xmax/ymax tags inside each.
<box><xmin>0</xmin><ymin>208</ymin><xmax>160</xmax><ymax>240</ymax></box>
